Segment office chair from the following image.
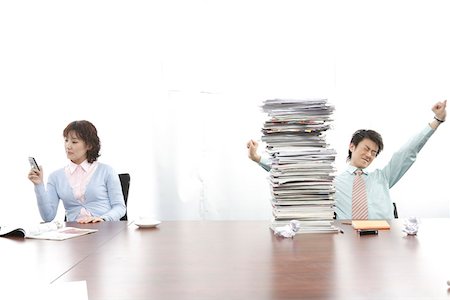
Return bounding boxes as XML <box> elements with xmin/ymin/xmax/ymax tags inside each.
<box><xmin>393</xmin><ymin>202</ymin><xmax>398</xmax><ymax>219</ymax></box>
<box><xmin>118</xmin><ymin>173</ymin><xmax>130</xmax><ymax>221</ymax></box>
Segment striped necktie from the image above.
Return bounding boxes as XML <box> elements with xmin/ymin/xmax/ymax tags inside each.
<box><xmin>352</xmin><ymin>169</ymin><xmax>368</xmax><ymax>219</ymax></box>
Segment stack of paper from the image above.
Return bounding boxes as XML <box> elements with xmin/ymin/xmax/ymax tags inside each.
<box><xmin>261</xmin><ymin>99</ymin><xmax>339</xmax><ymax>234</ymax></box>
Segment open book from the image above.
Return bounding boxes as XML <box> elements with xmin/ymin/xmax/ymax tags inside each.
<box><xmin>0</xmin><ymin>221</ymin><xmax>98</xmax><ymax>241</ymax></box>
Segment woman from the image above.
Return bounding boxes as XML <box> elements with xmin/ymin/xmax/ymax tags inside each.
<box><xmin>28</xmin><ymin>120</ymin><xmax>126</xmax><ymax>223</ymax></box>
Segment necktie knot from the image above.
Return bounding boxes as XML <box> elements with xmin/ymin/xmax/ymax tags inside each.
<box><xmin>354</xmin><ymin>169</ymin><xmax>363</xmax><ymax>176</ymax></box>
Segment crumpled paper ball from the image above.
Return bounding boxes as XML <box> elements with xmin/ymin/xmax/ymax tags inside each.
<box><xmin>403</xmin><ymin>216</ymin><xmax>419</xmax><ymax>235</ymax></box>
<box><xmin>273</xmin><ymin>220</ymin><xmax>301</xmax><ymax>238</ymax></box>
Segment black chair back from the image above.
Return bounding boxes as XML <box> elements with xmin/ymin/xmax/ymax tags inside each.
<box><xmin>119</xmin><ymin>173</ymin><xmax>130</xmax><ymax>221</ymax></box>
<box><xmin>393</xmin><ymin>202</ymin><xmax>398</xmax><ymax>219</ymax></box>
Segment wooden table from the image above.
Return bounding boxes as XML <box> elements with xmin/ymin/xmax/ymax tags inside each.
<box><xmin>59</xmin><ymin>219</ymin><xmax>450</xmax><ymax>299</ymax></box>
<box><xmin>0</xmin><ymin>221</ymin><xmax>129</xmax><ymax>287</ymax></box>
<box><xmin>2</xmin><ymin>220</ymin><xmax>450</xmax><ymax>299</ymax></box>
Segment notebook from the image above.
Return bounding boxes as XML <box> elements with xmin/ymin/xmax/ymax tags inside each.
<box><xmin>352</xmin><ymin>220</ymin><xmax>391</xmax><ymax>230</ymax></box>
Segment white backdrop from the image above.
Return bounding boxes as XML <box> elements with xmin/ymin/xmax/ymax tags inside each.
<box><xmin>1</xmin><ymin>0</ymin><xmax>449</xmax><ymax>224</ymax></box>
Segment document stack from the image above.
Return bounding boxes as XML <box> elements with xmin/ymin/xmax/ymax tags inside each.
<box><xmin>261</xmin><ymin>98</ymin><xmax>339</xmax><ymax>234</ymax></box>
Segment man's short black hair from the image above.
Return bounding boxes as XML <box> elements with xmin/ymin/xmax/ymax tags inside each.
<box><xmin>347</xmin><ymin>129</ymin><xmax>384</xmax><ymax>161</ymax></box>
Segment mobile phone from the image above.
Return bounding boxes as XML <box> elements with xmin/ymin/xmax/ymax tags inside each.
<box><xmin>28</xmin><ymin>157</ymin><xmax>40</xmax><ymax>171</ymax></box>
<box><xmin>358</xmin><ymin>229</ymin><xmax>378</xmax><ymax>236</ymax></box>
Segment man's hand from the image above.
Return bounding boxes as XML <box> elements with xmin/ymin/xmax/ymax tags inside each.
<box><xmin>432</xmin><ymin>100</ymin><xmax>447</xmax><ymax>121</ymax></box>
<box><xmin>247</xmin><ymin>139</ymin><xmax>261</xmax><ymax>163</ymax></box>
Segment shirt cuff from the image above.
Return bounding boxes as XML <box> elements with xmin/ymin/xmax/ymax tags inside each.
<box><xmin>258</xmin><ymin>156</ymin><xmax>272</xmax><ymax>172</ymax></box>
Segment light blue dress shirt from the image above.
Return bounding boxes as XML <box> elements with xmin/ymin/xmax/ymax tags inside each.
<box><xmin>34</xmin><ymin>163</ymin><xmax>126</xmax><ymax>222</ymax></box>
<box><xmin>258</xmin><ymin>125</ymin><xmax>435</xmax><ymax>220</ymax></box>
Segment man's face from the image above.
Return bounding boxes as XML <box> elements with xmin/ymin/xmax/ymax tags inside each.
<box><xmin>349</xmin><ymin>138</ymin><xmax>379</xmax><ymax>169</ymax></box>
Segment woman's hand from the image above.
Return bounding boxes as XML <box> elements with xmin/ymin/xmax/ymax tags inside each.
<box><xmin>77</xmin><ymin>216</ymin><xmax>104</xmax><ymax>224</ymax></box>
<box><xmin>28</xmin><ymin>166</ymin><xmax>44</xmax><ymax>185</ymax></box>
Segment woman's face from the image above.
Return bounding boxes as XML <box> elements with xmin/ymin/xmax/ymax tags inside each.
<box><xmin>65</xmin><ymin>131</ymin><xmax>90</xmax><ymax>164</ymax></box>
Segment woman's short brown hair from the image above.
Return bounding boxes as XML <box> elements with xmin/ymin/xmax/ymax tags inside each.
<box><xmin>63</xmin><ymin>120</ymin><xmax>101</xmax><ymax>163</ymax></box>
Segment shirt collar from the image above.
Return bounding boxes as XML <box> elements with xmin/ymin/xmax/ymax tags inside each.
<box><xmin>67</xmin><ymin>160</ymin><xmax>92</xmax><ymax>174</ymax></box>
<box><xmin>346</xmin><ymin>165</ymin><xmax>368</xmax><ymax>175</ymax></box>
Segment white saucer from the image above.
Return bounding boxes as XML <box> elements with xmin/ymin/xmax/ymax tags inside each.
<box><xmin>134</xmin><ymin>219</ymin><xmax>161</xmax><ymax>228</ymax></box>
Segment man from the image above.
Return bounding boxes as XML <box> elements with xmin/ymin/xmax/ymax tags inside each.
<box><xmin>247</xmin><ymin>100</ymin><xmax>447</xmax><ymax>219</ymax></box>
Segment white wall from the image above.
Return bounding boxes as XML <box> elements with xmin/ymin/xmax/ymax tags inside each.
<box><xmin>0</xmin><ymin>0</ymin><xmax>449</xmax><ymax>224</ymax></box>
